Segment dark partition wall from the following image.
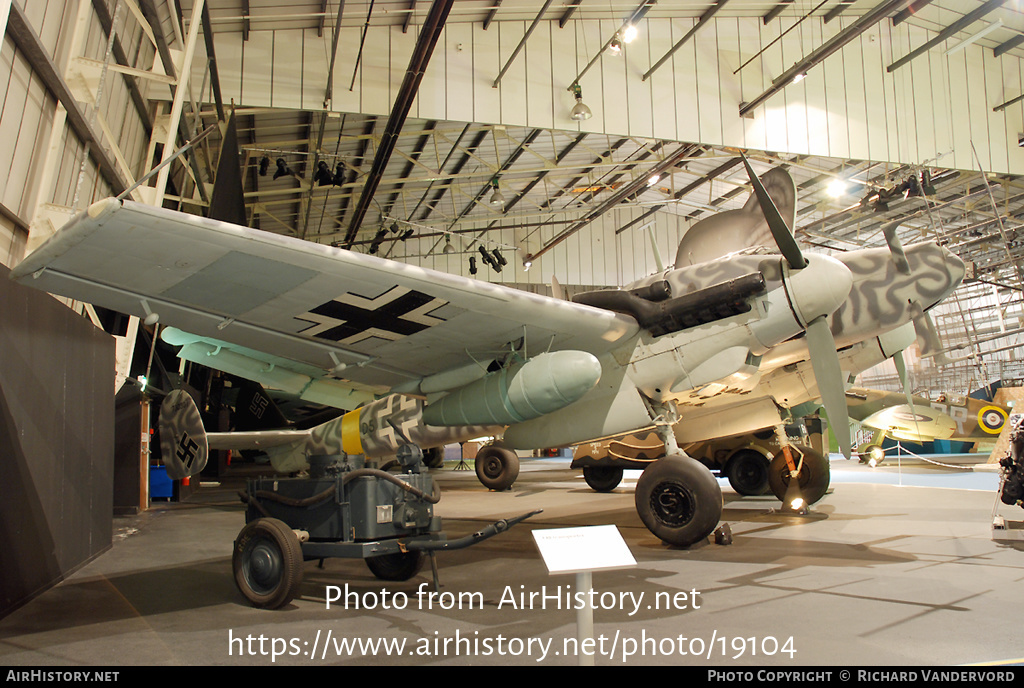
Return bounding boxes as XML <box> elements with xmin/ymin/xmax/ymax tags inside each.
<box><xmin>0</xmin><ymin>264</ymin><xmax>114</xmax><ymax>618</ymax></box>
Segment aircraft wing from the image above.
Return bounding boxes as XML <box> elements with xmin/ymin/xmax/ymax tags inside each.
<box><xmin>12</xmin><ymin>199</ymin><xmax>639</xmax><ymax>392</ymax></box>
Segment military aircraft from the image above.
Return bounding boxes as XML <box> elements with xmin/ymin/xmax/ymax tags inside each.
<box><xmin>9</xmin><ymin>156</ymin><xmax>964</xmax><ymax>547</ymax></box>
<box><xmin>847</xmin><ymin>386</ymin><xmax>1011</xmax><ymax>463</ymax></box>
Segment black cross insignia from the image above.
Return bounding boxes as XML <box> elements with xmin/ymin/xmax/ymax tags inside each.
<box><xmin>296</xmin><ymin>287</ymin><xmax>447</xmax><ymax>344</ymax></box>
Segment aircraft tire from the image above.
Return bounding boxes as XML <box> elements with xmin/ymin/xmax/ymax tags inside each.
<box><xmin>768</xmin><ymin>444</ymin><xmax>830</xmax><ymax>505</ymax></box>
<box><xmin>725</xmin><ymin>449</ymin><xmax>771</xmax><ymax>496</ymax></box>
<box><xmin>635</xmin><ymin>456</ymin><xmax>723</xmax><ymax>547</ymax></box>
<box><xmin>475</xmin><ymin>443</ymin><xmax>519</xmax><ymax>491</ymax></box>
<box><xmin>583</xmin><ymin>465</ymin><xmax>624</xmax><ymax>492</ymax></box>
<box><xmin>233</xmin><ymin>517</ymin><xmax>304</xmax><ymax>609</ymax></box>
<box><xmin>366</xmin><ymin>551</ymin><xmax>426</xmax><ymax>581</ymax></box>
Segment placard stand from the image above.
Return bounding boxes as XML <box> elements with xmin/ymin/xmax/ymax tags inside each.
<box><xmin>532</xmin><ymin>525</ymin><xmax>636</xmax><ymax>666</ymax></box>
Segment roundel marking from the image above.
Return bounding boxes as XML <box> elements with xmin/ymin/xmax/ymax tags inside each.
<box><xmin>977</xmin><ymin>405</ymin><xmax>1008</xmax><ymax>435</ymax></box>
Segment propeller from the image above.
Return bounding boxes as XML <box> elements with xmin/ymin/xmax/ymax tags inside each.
<box><xmin>741</xmin><ymin>153</ymin><xmax>852</xmax><ymax>459</ymax></box>
<box><xmin>741</xmin><ymin>154</ymin><xmax>806</xmax><ymax>270</ymax></box>
<box><xmin>892</xmin><ymin>349</ymin><xmax>923</xmax><ymax>441</ymax></box>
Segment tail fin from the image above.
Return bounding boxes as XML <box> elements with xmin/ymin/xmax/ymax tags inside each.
<box><xmin>158</xmin><ymin>390</ymin><xmax>209</xmax><ymax>479</ymax></box>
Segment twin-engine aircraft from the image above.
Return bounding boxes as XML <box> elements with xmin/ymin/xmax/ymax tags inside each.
<box><xmin>10</xmin><ymin>156</ymin><xmax>964</xmax><ymax>547</ymax></box>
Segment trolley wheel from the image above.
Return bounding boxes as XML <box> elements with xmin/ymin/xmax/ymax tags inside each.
<box><xmin>233</xmin><ymin>517</ymin><xmax>304</xmax><ymax>609</ymax></box>
<box><xmin>365</xmin><ymin>551</ymin><xmax>426</xmax><ymax>581</ymax></box>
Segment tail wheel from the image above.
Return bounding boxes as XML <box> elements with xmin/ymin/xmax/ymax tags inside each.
<box><xmin>583</xmin><ymin>465</ymin><xmax>624</xmax><ymax>492</ymax></box>
<box><xmin>475</xmin><ymin>443</ymin><xmax>519</xmax><ymax>491</ymax></box>
<box><xmin>724</xmin><ymin>449</ymin><xmax>771</xmax><ymax>496</ymax></box>
<box><xmin>424</xmin><ymin>446</ymin><xmax>445</xmax><ymax>468</ymax></box>
<box><xmin>366</xmin><ymin>551</ymin><xmax>426</xmax><ymax>581</ymax></box>
<box><xmin>768</xmin><ymin>444</ymin><xmax>830</xmax><ymax>505</ymax></box>
<box><xmin>233</xmin><ymin>518</ymin><xmax>304</xmax><ymax>609</ymax></box>
<box><xmin>635</xmin><ymin>456</ymin><xmax>723</xmax><ymax>547</ymax></box>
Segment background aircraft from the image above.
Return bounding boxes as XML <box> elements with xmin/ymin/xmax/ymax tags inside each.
<box><xmin>10</xmin><ymin>157</ymin><xmax>964</xmax><ymax>547</ymax></box>
<box><xmin>847</xmin><ymin>386</ymin><xmax>1010</xmax><ymax>462</ymax></box>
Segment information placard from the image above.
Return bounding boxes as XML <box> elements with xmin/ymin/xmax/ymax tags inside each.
<box><xmin>532</xmin><ymin>525</ymin><xmax>636</xmax><ymax>574</ymax></box>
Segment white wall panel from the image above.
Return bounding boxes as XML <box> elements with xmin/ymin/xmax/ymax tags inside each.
<box><xmin>472</xmin><ymin>22</ymin><xmax>500</xmax><ymax>124</ymax></box>
<box><xmin>359</xmin><ymin>25</ymin><xmax>391</xmax><ymax>115</ymax></box>
<box><xmin>329</xmin><ymin>27</ymin><xmax>363</xmax><ymax>116</ymax></box>
<box><xmin>445</xmin><ymin>23</ymin><xmax>473</xmax><ymax>124</ymax></box>
<box><xmin>738</xmin><ymin>18</ymin><xmax>766</xmax><ymax>152</ymax></box>
<box><xmin>647</xmin><ymin>18</ymin><xmax>677</xmax><ymax>142</ymax></box>
<box><xmin>669</xmin><ymin>19</ymin><xmax>699</xmax><ymax>147</ymax></box>
<box><xmin>497</xmin><ymin>21</ymin><xmax>527</xmax><ymax>127</ymax></box>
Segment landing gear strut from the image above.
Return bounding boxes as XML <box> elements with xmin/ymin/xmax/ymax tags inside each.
<box><xmin>634</xmin><ymin>397</ymin><xmax>723</xmax><ymax>547</ymax></box>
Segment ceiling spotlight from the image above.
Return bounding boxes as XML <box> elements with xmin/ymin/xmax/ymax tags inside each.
<box><xmin>492</xmin><ymin>248</ymin><xmax>507</xmax><ymax>269</ymax></box>
<box><xmin>921</xmin><ymin>170</ymin><xmax>936</xmax><ymax>196</ymax></box>
<box><xmin>273</xmin><ymin>158</ymin><xmax>292</xmax><ymax>180</ymax></box>
<box><xmin>570</xmin><ymin>83</ymin><xmax>593</xmax><ymax>121</ymax></box>
<box><xmin>523</xmin><ymin>258</ymin><xmax>532</xmax><ymax>271</ymax></box>
<box><xmin>826</xmin><ymin>178</ymin><xmax>847</xmax><ymax>198</ymax></box>
<box><xmin>608</xmin><ymin>34</ymin><xmax>623</xmax><ymax>57</ymax></box>
<box><xmin>647</xmin><ymin>173</ymin><xmax>661</xmax><ymax>186</ymax></box>
<box><xmin>488</xmin><ymin>179</ymin><xmax>506</xmax><ymax>206</ymax></box>
<box><xmin>400</xmin><ymin>228</ymin><xmax>415</xmax><ymax>241</ymax></box>
<box><xmin>333</xmin><ymin>162</ymin><xmax>345</xmax><ymax>186</ymax></box>
<box><xmin>368</xmin><ymin>228</ymin><xmax>388</xmax><ymax>255</ymax></box>
<box><xmin>622</xmin><ymin>24</ymin><xmax>638</xmax><ymax>43</ymax></box>
<box><xmin>791</xmin><ymin>72</ymin><xmax>808</xmax><ymax>85</ymax></box>
<box><xmin>314</xmin><ymin>161</ymin><xmax>333</xmax><ymax>187</ymax></box>
<box><xmin>469</xmin><ymin>255</ymin><xmax>477</xmax><ymax>275</ymax></box>
<box><xmin>259</xmin><ymin>156</ymin><xmax>270</xmax><ymax>176</ymax></box>
<box><xmin>443</xmin><ymin>237</ymin><xmax>456</xmax><ymax>254</ymax></box>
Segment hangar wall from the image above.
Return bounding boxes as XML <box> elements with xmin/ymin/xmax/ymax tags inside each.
<box><xmin>0</xmin><ymin>0</ymin><xmax>155</xmax><ymax>269</ymax></box>
<box><xmin>189</xmin><ymin>14</ymin><xmax>1024</xmax><ymax>176</ymax></box>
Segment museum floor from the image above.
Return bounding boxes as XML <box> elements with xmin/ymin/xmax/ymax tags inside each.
<box><xmin>1</xmin><ymin>455</ymin><xmax>1022</xmax><ymax>667</ymax></box>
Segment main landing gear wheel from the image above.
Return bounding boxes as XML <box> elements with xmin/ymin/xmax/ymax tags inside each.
<box><xmin>233</xmin><ymin>517</ymin><xmax>304</xmax><ymax>609</ymax></box>
<box><xmin>768</xmin><ymin>444</ymin><xmax>830</xmax><ymax>506</ymax></box>
<box><xmin>583</xmin><ymin>465</ymin><xmax>624</xmax><ymax>492</ymax></box>
<box><xmin>365</xmin><ymin>551</ymin><xmax>426</xmax><ymax>581</ymax></box>
<box><xmin>635</xmin><ymin>456</ymin><xmax>723</xmax><ymax>547</ymax></box>
<box><xmin>475</xmin><ymin>443</ymin><xmax>520</xmax><ymax>491</ymax></box>
<box><xmin>724</xmin><ymin>449</ymin><xmax>771</xmax><ymax>496</ymax></box>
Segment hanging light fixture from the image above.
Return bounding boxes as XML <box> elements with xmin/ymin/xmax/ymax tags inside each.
<box><xmin>608</xmin><ymin>33</ymin><xmax>623</xmax><ymax>57</ymax></box>
<box><xmin>259</xmin><ymin>156</ymin><xmax>270</xmax><ymax>176</ymax></box>
<box><xmin>443</xmin><ymin>236</ymin><xmax>456</xmax><ymax>254</ymax></box>
<box><xmin>488</xmin><ymin>179</ymin><xmax>506</xmax><ymax>206</ymax></box>
<box><xmin>273</xmin><ymin>158</ymin><xmax>293</xmax><ymax>180</ymax></box>
<box><xmin>314</xmin><ymin>161</ymin><xmax>333</xmax><ymax>187</ymax></box>
<box><xmin>569</xmin><ymin>83</ymin><xmax>593</xmax><ymax>121</ymax></box>
<box><xmin>622</xmin><ymin>24</ymin><xmax>638</xmax><ymax>43</ymax></box>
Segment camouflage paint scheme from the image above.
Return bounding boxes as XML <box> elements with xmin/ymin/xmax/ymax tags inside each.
<box><xmin>846</xmin><ymin>386</ymin><xmax>1010</xmax><ymax>444</ymax></box>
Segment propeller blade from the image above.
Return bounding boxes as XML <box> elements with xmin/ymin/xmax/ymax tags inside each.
<box><xmin>805</xmin><ymin>315</ymin><xmax>851</xmax><ymax>459</ymax></box>
<box><xmin>881</xmin><ymin>220</ymin><xmax>911</xmax><ymax>275</ymax></box>
<box><xmin>740</xmin><ymin>154</ymin><xmax>806</xmax><ymax>270</ymax></box>
<box><xmin>892</xmin><ymin>349</ymin><xmax>923</xmax><ymax>441</ymax></box>
<box><xmin>910</xmin><ymin>303</ymin><xmax>947</xmax><ymax>363</ymax></box>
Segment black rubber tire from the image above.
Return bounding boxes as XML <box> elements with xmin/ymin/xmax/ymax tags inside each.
<box><xmin>475</xmin><ymin>443</ymin><xmax>519</xmax><ymax>491</ymax></box>
<box><xmin>635</xmin><ymin>456</ymin><xmax>723</xmax><ymax>547</ymax></box>
<box><xmin>725</xmin><ymin>449</ymin><xmax>771</xmax><ymax>496</ymax></box>
<box><xmin>768</xmin><ymin>444</ymin><xmax>830</xmax><ymax>505</ymax></box>
<box><xmin>365</xmin><ymin>551</ymin><xmax>426</xmax><ymax>581</ymax></box>
<box><xmin>233</xmin><ymin>518</ymin><xmax>304</xmax><ymax>609</ymax></box>
<box><xmin>583</xmin><ymin>465</ymin><xmax>624</xmax><ymax>492</ymax></box>
<box><xmin>424</xmin><ymin>446</ymin><xmax>445</xmax><ymax>469</ymax></box>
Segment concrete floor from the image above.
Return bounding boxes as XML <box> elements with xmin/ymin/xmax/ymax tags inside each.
<box><xmin>1</xmin><ymin>457</ymin><xmax>1022</xmax><ymax>667</ymax></box>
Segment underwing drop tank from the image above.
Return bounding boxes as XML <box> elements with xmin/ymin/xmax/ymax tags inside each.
<box><xmin>421</xmin><ymin>350</ymin><xmax>602</xmax><ymax>426</ymax></box>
